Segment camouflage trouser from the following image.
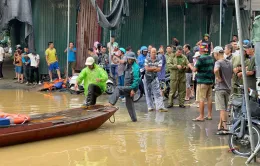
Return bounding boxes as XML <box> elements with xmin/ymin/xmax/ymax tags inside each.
<box><xmin>144</xmin><ymin>77</ymin><xmax>165</xmax><ymax>110</ymax></box>
<box><xmin>168</xmin><ymin>77</ymin><xmax>186</xmax><ymax>105</ymax></box>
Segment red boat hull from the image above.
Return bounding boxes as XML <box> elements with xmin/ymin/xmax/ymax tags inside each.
<box><xmin>0</xmin><ymin>106</ymin><xmax>117</xmax><ymax>147</ymax></box>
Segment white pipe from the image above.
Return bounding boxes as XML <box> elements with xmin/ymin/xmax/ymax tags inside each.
<box><xmin>220</xmin><ymin>0</ymin><xmax>222</xmax><ymax>46</ymax></box>
<box><xmin>235</xmin><ymin>0</ymin><xmax>256</xmax><ymax>158</ymax></box>
<box><xmin>67</xmin><ymin>0</ymin><xmax>70</xmax><ymax>78</ymax></box>
<box><xmin>166</xmin><ymin>0</ymin><xmax>169</xmax><ymax>45</ymax></box>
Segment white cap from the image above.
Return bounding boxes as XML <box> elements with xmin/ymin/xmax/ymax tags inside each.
<box><xmin>85</xmin><ymin>57</ymin><xmax>95</xmax><ymax>65</ymax></box>
<box><xmin>213</xmin><ymin>46</ymin><xmax>224</xmax><ymax>53</ymax></box>
<box><xmin>193</xmin><ymin>52</ymin><xmax>200</xmax><ymax>58</ymax></box>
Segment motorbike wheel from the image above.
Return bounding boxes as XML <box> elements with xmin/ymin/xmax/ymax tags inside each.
<box><xmin>133</xmin><ymin>89</ymin><xmax>143</xmax><ymax>102</ymax></box>
<box><xmin>228</xmin><ymin>124</ymin><xmax>260</xmax><ymax>157</ymax></box>
<box><xmin>106</xmin><ymin>83</ymin><xmax>114</xmax><ymax>95</ymax></box>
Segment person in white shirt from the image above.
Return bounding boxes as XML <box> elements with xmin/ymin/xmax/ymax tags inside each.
<box><xmin>0</xmin><ymin>44</ymin><xmax>4</xmax><ymax>79</ymax></box>
<box><xmin>28</xmin><ymin>51</ymin><xmax>40</xmax><ymax>85</ymax></box>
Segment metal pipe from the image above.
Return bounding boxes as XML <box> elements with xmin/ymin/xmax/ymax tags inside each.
<box><xmin>235</xmin><ymin>0</ymin><xmax>256</xmax><ymax>160</ymax></box>
<box><xmin>66</xmin><ymin>0</ymin><xmax>70</xmax><ymax>78</ymax></box>
<box><xmin>220</xmin><ymin>0</ymin><xmax>222</xmax><ymax>46</ymax></box>
<box><xmin>184</xmin><ymin>10</ymin><xmax>186</xmax><ymax>44</ymax></box>
<box><xmin>109</xmin><ymin>0</ymin><xmax>112</xmax><ymax>76</ymax></box>
<box><xmin>166</xmin><ymin>0</ymin><xmax>169</xmax><ymax>45</ymax></box>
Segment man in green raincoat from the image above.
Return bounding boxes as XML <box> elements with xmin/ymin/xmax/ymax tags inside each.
<box><xmin>75</xmin><ymin>57</ymin><xmax>108</xmax><ymax>106</ymax></box>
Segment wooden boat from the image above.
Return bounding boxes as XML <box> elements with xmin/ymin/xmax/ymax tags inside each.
<box><xmin>0</xmin><ymin>105</ymin><xmax>118</xmax><ymax>147</ymax></box>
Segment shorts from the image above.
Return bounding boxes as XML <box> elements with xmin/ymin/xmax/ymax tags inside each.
<box><xmin>69</xmin><ymin>61</ymin><xmax>76</xmax><ymax>69</ymax></box>
<box><xmin>215</xmin><ymin>90</ymin><xmax>230</xmax><ymax>111</ymax></box>
<box><xmin>197</xmin><ymin>84</ymin><xmax>213</xmax><ymax>102</ymax></box>
<box><xmin>185</xmin><ymin>73</ymin><xmax>192</xmax><ymax>88</ymax></box>
<box><xmin>15</xmin><ymin>66</ymin><xmax>23</xmax><ymax>74</ymax></box>
<box><xmin>49</xmin><ymin>61</ymin><xmax>59</xmax><ymax>71</ymax></box>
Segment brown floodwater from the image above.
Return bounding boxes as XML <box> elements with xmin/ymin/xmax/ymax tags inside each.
<box><xmin>0</xmin><ymin>90</ymin><xmax>258</xmax><ymax>166</ymax></box>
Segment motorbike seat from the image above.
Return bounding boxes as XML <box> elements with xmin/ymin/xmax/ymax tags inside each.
<box><xmin>231</xmin><ymin>98</ymin><xmax>243</xmax><ymax>107</ymax></box>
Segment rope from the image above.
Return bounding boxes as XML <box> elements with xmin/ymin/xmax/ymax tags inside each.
<box><xmin>109</xmin><ymin>114</ymin><xmax>115</xmax><ymax>123</ymax></box>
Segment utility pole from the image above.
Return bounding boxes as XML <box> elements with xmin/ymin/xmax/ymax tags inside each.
<box><xmin>166</xmin><ymin>0</ymin><xmax>169</xmax><ymax>45</ymax></box>
<box><xmin>235</xmin><ymin>0</ymin><xmax>255</xmax><ymax>158</ymax></box>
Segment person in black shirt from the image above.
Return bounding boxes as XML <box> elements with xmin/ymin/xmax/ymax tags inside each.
<box><xmin>196</xmin><ymin>34</ymin><xmax>214</xmax><ymax>54</ymax></box>
<box><xmin>171</xmin><ymin>37</ymin><xmax>180</xmax><ymax>51</ymax></box>
<box><xmin>183</xmin><ymin>44</ymin><xmax>194</xmax><ymax>101</ymax></box>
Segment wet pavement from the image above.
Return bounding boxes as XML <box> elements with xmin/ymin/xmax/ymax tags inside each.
<box><xmin>0</xmin><ymin>90</ymin><xmax>258</xmax><ymax>166</ymax></box>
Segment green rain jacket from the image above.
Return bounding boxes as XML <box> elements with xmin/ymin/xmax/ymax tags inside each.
<box><xmin>76</xmin><ymin>64</ymin><xmax>108</xmax><ymax>96</ymax></box>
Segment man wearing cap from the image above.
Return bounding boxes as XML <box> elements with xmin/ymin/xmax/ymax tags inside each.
<box><xmin>106</xmin><ymin>52</ymin><xmax>140</xmax><ymax>122</ymax></box>
<box><xmin>189</xmin><ymin>43</ymin><xmax>214</xmax><ymax>122</ymax></box>
<box><xmin>196</xmin><ymin>34</ymin><xmax>214</xmax><ymax>54</ymax></box>
<box><xmin>167</xmin><ymin>46</ymin><xmax>189</xmax><ymax>108</ymax></box>
<box><xmin>231</xmin><ymin>46</ymin><xmax>251</xmax><ymax>93</ymax></box>
<box><xmin>242</xmin><ymin>46</ymin><xmax>256</xmax><ymax>90</ymax></box>
<box><xmin>75</xmin><ymin>57</ymin><xmax>108</xmax><ymax>106</ymax></box>
<box><xmin>213</xmin><ymin>46</ymin><xmax>232</xmax><ymax>132</ymax></box>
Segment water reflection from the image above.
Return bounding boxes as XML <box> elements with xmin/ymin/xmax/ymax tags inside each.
<box><xmin>0</xmin><ymin>90</ymin><xmax>256</xmax><ymax>166</ymax></box>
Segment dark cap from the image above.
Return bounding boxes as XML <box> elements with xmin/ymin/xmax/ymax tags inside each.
<box><xmin>176</xmin><ymin>46</ymin><xmax>183</xmax><ymax>51</ymax></box>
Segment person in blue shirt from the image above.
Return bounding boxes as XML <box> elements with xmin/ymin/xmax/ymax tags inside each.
<box><xmin>137</xmin><ymin>46</ymin><xmax>148</xmax><ymax>69</ymax></box>
<box><xmin>64</xmin><ymin>42</ymin><xmax>77</xmax><ymax>76</ymax></box>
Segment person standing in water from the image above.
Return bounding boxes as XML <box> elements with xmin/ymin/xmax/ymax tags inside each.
<box><xmin>105</xmin><ymin>52</ymin><xmax>140</xmax><ymax>122</ymax></box>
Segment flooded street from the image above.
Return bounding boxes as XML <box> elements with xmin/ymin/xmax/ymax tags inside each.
<box><xmin>0</xmin><ymin>90</ymin><xmax>257</xmax><ymax>166</ymax></box>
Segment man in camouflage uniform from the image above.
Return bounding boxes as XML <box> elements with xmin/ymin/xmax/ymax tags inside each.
<box><xmin>167</xmin><ymin>46</ymin><xmax>189</xmax><ymax>108</ymax></box>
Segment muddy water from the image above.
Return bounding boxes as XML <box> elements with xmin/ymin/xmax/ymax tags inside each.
<box><xmin>0</xmin><ymin>90</ymin><xmax>257</xmax><ymax>166</ymax></box>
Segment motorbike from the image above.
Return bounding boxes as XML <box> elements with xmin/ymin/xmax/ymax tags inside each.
<box><xmin>228</xmin><ymin>83</ymin><xmax>260</xmax><ymax>157</ymax></box>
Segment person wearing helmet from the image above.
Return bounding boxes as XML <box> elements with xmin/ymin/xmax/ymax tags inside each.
<box><xmin>196</xmin><ymin>34</ymin><xmax>214</xmax><ymax>54</ymax></box>
<box><xmin>75</xmin><ymin>57</ymin><xmax>108</xmax><ymax>106</ymax></box>
<box><xmin>106</xmin><ymin>52</ymin><xmax>140</xmax><ymax>122</ymax></box>
<box><xmin>138</xmin><ymin>46</ymin><xmax>148</xmax><ymax>69</ymax></box>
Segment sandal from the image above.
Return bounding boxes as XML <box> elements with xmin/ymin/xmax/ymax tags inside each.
<box><xmin>192</xmin><ymin>118</ymin><xmax>205</xmax><ymax>122</ymax></box>
<box><xmin>217</xmin><ymin>121</ymin><xmax>229</xmax><ymax>131</ymax></box>
<box><xmin>216</xmin><ymin>131</ymin><xmax>229</xmax><ymax>135</ymax></box>
<box><xmin>204</xmin><ymin>117</ymin><xmax>213</xmax><ymax>120</ymax></box>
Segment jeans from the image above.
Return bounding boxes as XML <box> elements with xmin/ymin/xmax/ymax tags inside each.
<box><xmin>109</xmin><ymin>86</ymin><xmax>137</xmax><ymax>122</ymax></box>
<box><xmin>144</xmin><ymin>77</ymin><xmax>165</xmax><ymax>110</ymax></box>
<box><xmin>118</xmin><ymin>75</ymin><xmax>125</xmax><ymax>98</ymax></box>
<box><xmin>30</xmin><ymin>67</ymin><xmax>39</xmax><ymax>83</ymax></box>
<box><xmin>85</xmin><ymin>84</ymin><xmax>102</xmax><ymax>106</ymax></box>
<box><xmin>23</xmin><ymin>65</ymin><xmax>30</xmax><ymax>81</ymax></box>
<box><xmin>111</xmin><ymin>64</ymin><xmax>118</xmax><ymax>83</ymax></box>
<box><xmin>0</xmin><ymin>61</ymin><xmax>3</xmax><ymax>78</ymax></box>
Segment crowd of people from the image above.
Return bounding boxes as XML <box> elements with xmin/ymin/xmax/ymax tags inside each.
<box><xmin>77</xmin><ymin>34</ymin><xmax>257</xmax><ymax>134</ymax></box>
<box><xmin>0</xmin><ymin>33</ymin><xmax>257</xmax><ymax>132</ymax></box>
